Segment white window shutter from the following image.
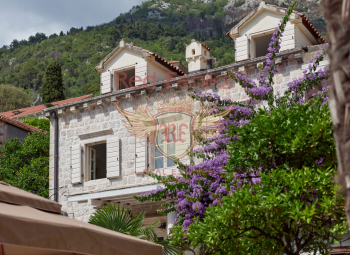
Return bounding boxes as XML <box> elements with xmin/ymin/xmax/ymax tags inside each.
<box><xmin>100</xmin><ymin>72</ymin><xmax>111</xmax><ymax>94</ymax></box>
<box><xmin>280</xmin><ymin>25</ymin><xmax>295</xmax><ymax>52</ymax></box>
<box><xmin>135</xmin><ymin>63</ymin><xmax>147</xmax><ymax>86</ymax></box>
<box><xmin>148</xmin><ymin>140</ymin><xmax>155</xmax><ymax>171</ymax></box>
<box><xmin>135</xmin><ymin>137</ymin><xmax>147</xmax><ymax>172</ymax></box>
<box><xmin>71</xmin><ymin>144</ymin><xmax>82</xmax><ymax>184</ymax></box>
<box><xmin>235</xmin><ymin>36</ymin><xmax>250</xmax><ymax>62</ymax></box>
<box><xmin>107</xmin><ymin>137</ymin><xmax>120</xmax><ymax>179</ymax></box>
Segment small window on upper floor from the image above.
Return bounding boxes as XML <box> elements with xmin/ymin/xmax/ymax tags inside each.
<box><xmin>204</xmin><ymin>50</ymin><xmax>207</xmax><ymax>56</ymax></box>
<box><xmin>88</xmin><ymin>142</ymin><xmax>106</xmax><ymax>180</ymax></box>
<box><xmin>115</xmin><ymin>68</ymin><xmax>136</xmax><ymax>90</ymax></box>
<box><xmin>254</xmin><ymin>33</ymin><xmax>274</xmax><ymax>58</ymax></box>
<box><xmin>192</xmin><ymin>49</ymin><xmax>195</xmax><ymax>55</ymax></box>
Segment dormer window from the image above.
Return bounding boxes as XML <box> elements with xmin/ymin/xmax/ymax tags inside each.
<box><xmin>253</xmin><ymin>33</ymin><xmax>274</xmax><ymax>58</ymax></box>
<box><xmin>192</xmin><ymin>49</ymin><xmax>195</xmax><ymax>55</ymax></box>
<box><xmin>115</xmin><ymin>68</ymin><xmax>136</xmax><ymax>90</ymax></box>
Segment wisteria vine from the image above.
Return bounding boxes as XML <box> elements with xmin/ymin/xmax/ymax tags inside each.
<box><xmin>134</xmin><ymin>0</ymin><xmax>330</xmax><ymax>247</ymax></box>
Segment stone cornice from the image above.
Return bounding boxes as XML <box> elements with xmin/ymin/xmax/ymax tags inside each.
<box><xmin>78</xmin><ymin>128</ymin><xmax>112</xmax><ymax>139</ymax></box>
<box><xmin>44</xmin><ymin>48</ymin><xmax>303</xmax><ymax>113</ymax></box>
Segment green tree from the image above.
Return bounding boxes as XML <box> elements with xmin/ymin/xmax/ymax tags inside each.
<box><xmin>0</xmin><ymin>131</ymin><xmax>49</xmax><ymax>198</ymax></box>
<box><xmin>42</xmin><ymin>60</ymin><xmax>65</xmax><ymax>104</ymax></box>
<box><xmin>19</xmin><ymin>62</ymin><xmax>39</xmax><ymax>89</ymax></box>
<box><xmin>89</xmin><ymin>204</ymin><xmax>181</xmax><ymax>255</ymax></box>
<box><xmin>184</xmin><ymin>96</ymin><xmax>347</xmax><ymax>255</ymax></box>
<box><xmin>22</xmin><ymin>116</ymin><xmax>50</xmax><ymax>132</ymax></box>
<box><xmin>0</xmin><ymin>84</ymin><xmax>32</xmax><ymax>112</ymax></box>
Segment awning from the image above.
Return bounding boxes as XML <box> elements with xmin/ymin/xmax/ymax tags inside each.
<box><xmin>0</xmin><ymin>182</ymin><xmax>163</xmax><ymax>255</ymax></box>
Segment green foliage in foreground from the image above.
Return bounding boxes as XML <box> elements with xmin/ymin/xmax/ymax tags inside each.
<box><xmin>0</xmin><ymin>132</ymin><xmax>49</xmax><ymax>197</ymax></box>
<box><xmin>89</xmin><ymin>204</ymin><xmax>181</xmax><ymax>255</ymax></box>
<box><xmin>0</xmin><ymin>84</ymin><xmax>32</xmax><ymax>112</ymax></box>
<box><xmin>175</xmin><ymin>96</ymin><xmax>347</xmax><ymax>255</ymax></box>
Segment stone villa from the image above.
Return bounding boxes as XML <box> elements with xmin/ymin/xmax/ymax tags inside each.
<box><xmin>44</xmin><ymin>1</ymin><xmax>347</xmax><ymax>252</ymax></box>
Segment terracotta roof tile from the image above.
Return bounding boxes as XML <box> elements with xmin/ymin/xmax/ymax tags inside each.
<box><xmin>184</xmin><ymin>39</ymin><xmax>211</xmax><ymax>52</ymax></box>
<box><xmin>0</xmin><ymin>115</ymin><xmax>44</xmax><ymax>133</ymax></box>
<box><xmin>226</xmin><ymin>1</ymin><xmax>325</xmax><ymax>44</ymax></box>
<box><xmin>94</xmin><ymin>42</ymin><xmax>184</xmax><ymax>75</ymax></box>
<box><xmin>1</xmin><ymin>94</ymin><xmax>92</xmax><ymax>118</ymax></box>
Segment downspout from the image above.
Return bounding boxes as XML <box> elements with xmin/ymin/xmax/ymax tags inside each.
<box><xmin>53</xmin><ymin>112</ymin><xmax>59</xmax><ymax>202</ymax></box>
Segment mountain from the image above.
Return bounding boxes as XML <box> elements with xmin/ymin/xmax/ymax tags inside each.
<box><xmin>0</xmin><ymin>0</ymin><xmax>326</xmax><ymax>103</ymax></box>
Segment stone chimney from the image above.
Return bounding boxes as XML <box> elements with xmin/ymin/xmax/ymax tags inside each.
<box><xmin>185</xmin><ymin>39</ymin><xmax>211</xmax><ymax>73</ymax></box>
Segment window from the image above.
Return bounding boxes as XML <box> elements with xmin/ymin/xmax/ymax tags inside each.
<box><xmin>192</xmin><ymin>49</ymin><xmax>195</xmax><ymax>55</ymax></box>
<box><xmin>204</xmin><ymin>50</ymin><xmax>207</xmax><ymax>56</ymax></box>
<box><xmin>115</xmin><ymin>68</ymin><xmax>136</xmax><ymax>90</ymax></box>
<box><xmin>88</xmin><ymin>142</ymin><xmax>106</xmax><ymax>180</ymax></box>
<box><xmin>154</xmin><ymin>129</ymin><xmax>176</xmax><ymax>170</ymax></box>
<box><xmin>254</xmin><ymin>33</ymin><xmax>274</xmax><ymax>58</ymax></box>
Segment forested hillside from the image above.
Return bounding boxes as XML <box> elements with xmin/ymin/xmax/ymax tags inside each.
<box><xmin>0</xmin><ymin>0</ymin><xmax>326</xmax><ymax>105</ymax></box>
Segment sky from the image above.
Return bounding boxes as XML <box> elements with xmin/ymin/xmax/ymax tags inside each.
<box><xmin>0</xmin><ymin>0</ymin><xmax>145</xmax><ymax>47</ymax></box>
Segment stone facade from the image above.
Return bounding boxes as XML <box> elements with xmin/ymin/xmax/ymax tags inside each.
<box><xmin>47</xmin><ymin>45</ymin><xmax>328</xmax><ymax>224</ymax></box>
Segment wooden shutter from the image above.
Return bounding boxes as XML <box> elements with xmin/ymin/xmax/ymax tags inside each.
<box><xmin>135</xmin><ymin>137</ymin><xmax>147</xmax><ymax>172</ymax></box>
<box><xmin>280</xmin><ymin>25</ymin><xmax>295</xmax><ymax>52</ymax></box>
<box><xmin>235</xmin><ymin>36</ymin><xmax>250</xmax><ymax>62</ymax></box>
<box><xmin>107</xmin><ymin>137</ymin><xmax>120</xmax><ymax>179</ymax></box>
<box><xmin>100</xmin><ymin>72</ymin><xmax>111</xmax><ymax>94</ymax></box>
<box><xmin>135</xmin><ymin>63</ymin><xmax>147</xmax><ymax>86</ymax></box>
<box><xmin>71</xmin><ymin>144</ymin><xmax>82</xmax><ymax>184</ymax></box>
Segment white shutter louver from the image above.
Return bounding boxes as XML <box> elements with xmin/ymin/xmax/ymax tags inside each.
<box><xmin>135</xmin><ymin>63</ymin><xmax>147</xmax><ymax>86</ymax></box>
<box><xmin>100</xmin><ymin>72</ymin><xmax>111</xmax><ymax>94</ymax></box>
<box><xmin>107</xmin><ymin>137</ymin><xmax>120</xmax><ymax>179</ymax></box>
<box><xmin>280</xmin><ymin>25</ymin><xmax>295</xmax><ymax>52</ymax></box>
<box><xmin>71</xmin><ymin>144</ymin><xmax>82</xmax><ymax>184</ymax></box>
<box><xmin>135</xmin><ymin>137</ymin><xmax>147</xmax><ymax>172</ymax></box>
<box><xmin>235</xmin><ymin>36</ymin><xmax>250</xmax><ymax>62</ymax></box>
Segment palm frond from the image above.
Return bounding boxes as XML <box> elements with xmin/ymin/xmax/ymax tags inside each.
<box><xmin>89</xmin><ymin>204</ymin><xmax>182</xmax><ymax>255</ymax></box>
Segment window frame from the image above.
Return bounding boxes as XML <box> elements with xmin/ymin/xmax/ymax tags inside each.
<box><xmin>153</xmin><ymin>126</ymin><xmax>177</xmax><ymax>170</ymax></box>
<box><xmin>112</xmin><ymin>65</ymin><xmax>136</xmax><ymax>91</ymax></box>
<box><xmin>249</xmin><ymin>28</ymin><xmax>275</xmax><ymax>59</ymax></box>
<box><xmin>84</xmin><ymin>140</ymin><xmax>107</xmax><ymax>182</ymax></box>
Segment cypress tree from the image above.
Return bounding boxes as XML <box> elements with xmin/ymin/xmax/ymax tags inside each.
<box><xmin>42</xmin><ymin>61</ymin><xmax>65</xmax><ymax>104</ymax></box>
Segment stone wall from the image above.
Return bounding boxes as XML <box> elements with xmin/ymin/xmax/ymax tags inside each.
<box><xmin>49</xmin><ymin>50</ymin><xmax>329</xmax><ymax>223</ymax></box>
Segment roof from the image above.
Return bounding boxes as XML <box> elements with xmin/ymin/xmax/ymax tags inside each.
<box><xmin>226</xmin><ymin>1</ymin><xmax>325</xmax><ymax>44</ymax></box>
<box><xmin>0</xmin><ymin>94</ymin><xmax>92</xmax><ymax>118</ymax></box>
<box><xmin>94</xmin><ymin>40</ymin><xmax>184</xmax><ymax>75</ymax></box>
<box><xmin>0</xmin><ymin>115</ymin><xmax>43</xmax><ymax>133</ymax></box>
<box><xmin>185</xmin><ymin>39</ymin><xmax>211</xmax><ymax>52</ymax></box>
<box><xmin>44</xmin><ymin>47</ymin><xmax>306</xmax><ymax>113</ymax></box>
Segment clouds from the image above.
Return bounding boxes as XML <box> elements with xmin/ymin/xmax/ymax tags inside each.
<box><xmin>0</xmin><ymin>0</ymin><xmax>144</xmax><ymax>47</ymax></box>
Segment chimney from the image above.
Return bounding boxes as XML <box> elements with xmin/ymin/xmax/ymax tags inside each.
<box><xmin>185</xmin><ymin>39</ymin><xmax>211</xmax><ymax>73</ymax></box>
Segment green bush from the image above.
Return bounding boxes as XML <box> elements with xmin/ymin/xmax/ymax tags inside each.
<box><xmin>0</xmin><ymin>132</ymin><xmax>49</xmax><ymax>197</ymax></box>
<box><xmin>184</xmin><ymin>96</ymin><xmax>347</xmax><ymax>254</ymax></box>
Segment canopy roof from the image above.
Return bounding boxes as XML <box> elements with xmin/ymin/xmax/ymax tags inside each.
<box><xmin>0</xmin><ymin>181</ymin><xmax>61</xmax><ymax>214</ymax></box>
<box><xmin>0</xmin><ymin>182</ymin><xmax>163</xmax><ymax>255</ymax></box>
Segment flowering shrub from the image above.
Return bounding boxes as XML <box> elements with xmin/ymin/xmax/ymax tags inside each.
<box><xmin>186</xmin><ymin>94</ymin><xmax>346</xmax><ymax>254</ymax></box>
<box><xmin>134</xmin><ymin>1</ymin><xmax>343</xmax><ymax>253</ymax></box>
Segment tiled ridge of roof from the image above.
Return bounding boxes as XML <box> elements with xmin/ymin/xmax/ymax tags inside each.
<box><xmin>185</xmin><ymin>39</ymin><xmax>211</xmax><ymax>52</ymax></box>
<box><xmin>0</xmin><ymin>115</ymin><xmax>44</xmax><ymax>133</ymax></box>
<box><xmin>118</xmin><ymin>43</ymin><xmax>185</xmax><ymax>76</ymax></box>
<box><xmin>227</xmin><ymin>1</ymin><xmax>325</xmax><ymax>44</ymax></box>
<box><xmin>0</xmin><ymin>94</ymin><xmax>92</xmax><ymax>118</ymax></box>
<box><xmin>94</xmin><ymin>42</ymin><xmax>184</xmax><ymax>76</ymax></box>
